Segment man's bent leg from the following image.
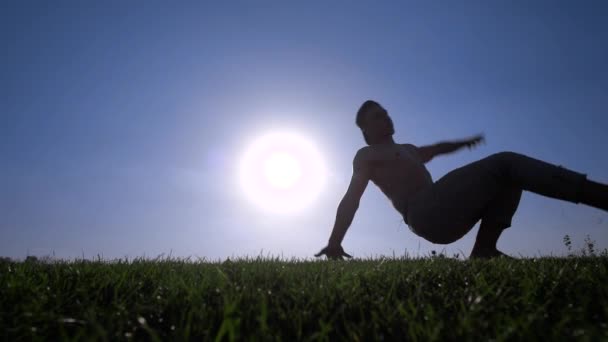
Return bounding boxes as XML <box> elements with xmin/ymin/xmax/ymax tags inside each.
<box><xmin>470</xmin><ymin>221</ymin><xmax>512</xmax><ymax>258</ymax></box>
<box><xmin>470</xmin><ymin>186</ymin><xmax>522</xmax><ymax>258</ymax></box>
<box><xmin>408</xmin><ymin>151</ymin><xmax>598</xmax><ymax>245</ymax></box>
<box><xmin>408</xmin><ymin>155</ymin><xmax>521</xmax><ymax>244</ymax></box>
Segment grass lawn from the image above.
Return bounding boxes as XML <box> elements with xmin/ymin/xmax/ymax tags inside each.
<box><xmin>1</xmin><ymin>255</ymin><xmax>607</xmax><ymax>341</ymax></box>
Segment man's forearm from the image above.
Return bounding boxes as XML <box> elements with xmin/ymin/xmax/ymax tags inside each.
<box><xmin>328</xmin><ymin>199</ymin><xmax>359</xmax><ymax>246</ymax></box>
<box><xmin>433</xmin><ymin>141</ymin><xmax>467</xmax><ymax>156</ymax></box>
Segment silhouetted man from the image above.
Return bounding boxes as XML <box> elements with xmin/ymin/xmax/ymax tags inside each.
<box><xmin>316</xmin><ymin>100</ymin><xmax>608</xmax><ymax>259</ymax></box>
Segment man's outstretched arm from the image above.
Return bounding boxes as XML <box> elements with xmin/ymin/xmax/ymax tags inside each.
<box><xmin>315</xmin><ymin>151</ymin><xmax>369</xmax><ymax>259</ymax></box>
<box><xmin>417</xmin><ymin>134</ymin><xmax>485</xmax><ymax>163</ymax></box>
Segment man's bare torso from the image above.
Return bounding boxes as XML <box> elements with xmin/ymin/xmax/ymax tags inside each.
<box><xmin>359</xmin><ymin>143</ymin><xmax>433</xmax><ymax>215</ymax></box>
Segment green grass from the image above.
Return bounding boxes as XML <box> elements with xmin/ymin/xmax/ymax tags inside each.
<box><xmin>1</xmin><ymin>255</ymin><xmax>607</xmax><ymax>341</ymax></box>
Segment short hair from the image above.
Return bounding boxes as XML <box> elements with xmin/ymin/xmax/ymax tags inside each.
<box><xmin>356</xmin><ymin>100</ymin><xmax>386</xmax><ymax>145</ymax></box>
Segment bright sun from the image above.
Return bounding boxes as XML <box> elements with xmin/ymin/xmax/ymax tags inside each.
<box><xmin>238</xmin><ymin>131</ymin><xmax>327</xmax><ymax>215</ymax></box>
<box><xmin>263</xmin><ymin>152</ymin><xmax>302</xmax><ymax>189</ymax></box>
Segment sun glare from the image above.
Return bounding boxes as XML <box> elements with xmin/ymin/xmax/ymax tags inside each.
<box><xmin>238</xmin><ymin>131</ymin><xmax>327</xmax><ymax>215</ymax></box>
<box><xmin>263</xmin><ymin>152</ymin><xmax>302</xmax><ymax>189</ymax></box>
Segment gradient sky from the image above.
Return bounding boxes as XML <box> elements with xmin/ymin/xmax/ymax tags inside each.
<box><xmin>2</xmin><ymin>1</ymin><xmax>607</xmax><ymax>260</ymax></box>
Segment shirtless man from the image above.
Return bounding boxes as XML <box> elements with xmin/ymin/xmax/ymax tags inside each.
<box><xmin>315</xmin><ymin>100</ymin><xmax>608</xmax><ymax>260</ymax></box>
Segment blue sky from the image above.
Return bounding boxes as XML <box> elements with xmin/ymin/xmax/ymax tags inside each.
<box><xmin>2</xmin><ymin>1</ymin><xmax>607</xmax><ymax>260</ymax></box>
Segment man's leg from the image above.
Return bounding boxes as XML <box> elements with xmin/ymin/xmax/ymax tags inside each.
<box><xmin>470</xmin><ymin>221</ymin><xmax>510</xmax><ymax>258</ymax></box>
<box><xmin>481</xmin><ymin>151</ymin><xmax>608</xmax><ymax>212</ymax></box>
<box><xmin>581</xmin><ymin>179</ymin><xmax>608</xmax><ymax>211</ymax></box>
<box><xmin>469</xmin><ymin>177</ymin><xmax>608</xmax><ymax>258</ymax></box>
<box><xmin>468</xmin><ymin>152</ymin><xmax>608</xmax><ymax>258</ymax></box>
<box><xmin>408</xmin><ymin>151</ymin><xmax>606</xmax><ymax>247</ymax></box>
<box><xmin>470</xmin><ymin>187</ymin><xmax>522</xmax><ymax>258</ymax></box>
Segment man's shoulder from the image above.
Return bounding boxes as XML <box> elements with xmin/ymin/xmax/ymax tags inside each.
<box><xmin>399</xmin><ymin>143</ymin><xmax>419</xmax><ymax>149</ymax></box>
<box><xmin>353</xmin><ymin>147</ymin><xmax>369</xmax><ymax>163</ymax></box>
<box><xmin>354</xmin><ymin>146</ymin><xmax>376</xmax><ymax>160</ymax></box>
<box><xmin>355</xmin><ymin>146</ymin><xmax>371</xmax><ymax>155</ymax></box>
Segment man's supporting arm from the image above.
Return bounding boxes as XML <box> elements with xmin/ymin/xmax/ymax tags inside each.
<box><xmin>328</xmin><ymin>197</ymin><xmax>360</xmax><ymax>246</ymax></box>
<box><xmin>327</xmin><ymin>152</ymin><xmax>369</xmax><ymax>247</ymax></box>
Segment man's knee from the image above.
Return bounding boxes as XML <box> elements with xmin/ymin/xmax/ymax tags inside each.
<box><xmin>485</xmin><ymin>151</ymin><xmax>528</xmax><ymax>171</ymax></box>
<box><xmin>489</xmin><ymin>151</ymin><xmax>521</xmax><ymax>162</ymax></box>
<box><xmin>479</xmin><ymin>151</ymin><xmax>525</xmax><ymax>183</ymax></box>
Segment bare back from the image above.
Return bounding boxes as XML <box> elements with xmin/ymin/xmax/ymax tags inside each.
<box><xmin>359</xmin><ymin>143</ymin><xmax>433</xmax><ymax>215</ymax></box>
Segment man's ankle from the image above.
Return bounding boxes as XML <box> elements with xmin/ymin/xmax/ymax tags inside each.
<box><xmin>470</xmin><ymin>246</ymin><xmax>498</xmax><ymax>258</ymax></box>
<box><xmin>471</xmin><ymin>245</ymin><xmax>497</xmax><ymax>254</ymax></box>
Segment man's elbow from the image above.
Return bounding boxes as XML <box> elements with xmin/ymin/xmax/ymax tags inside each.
<box><xmin>422</xmin><ymin>155</ymin><xmax>434</xmax><ymax>164</ymax></box>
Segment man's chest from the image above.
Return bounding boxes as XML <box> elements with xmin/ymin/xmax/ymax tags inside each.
<box><xmin>366</xmin><ymin>145</ymin><xmax>419</xmax><ymax>168</ymax></box>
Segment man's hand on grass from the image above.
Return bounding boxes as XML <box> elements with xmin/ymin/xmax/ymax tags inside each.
<box><xmin>314</xmin><ymin>244</ymin><xmax>353</xmax><ymax>260</ymax></box>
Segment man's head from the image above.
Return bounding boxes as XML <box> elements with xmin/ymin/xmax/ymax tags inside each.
<box><xmin>356</xmin><ymin>100</ymin><xmax>395</xmax><ymax>145</ymax></box>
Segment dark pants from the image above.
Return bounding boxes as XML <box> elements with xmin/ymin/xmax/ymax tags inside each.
<box><xmin>405</xmin><ymin>151</ymin><xmax>587</xmax><ymax>244</ymax></box>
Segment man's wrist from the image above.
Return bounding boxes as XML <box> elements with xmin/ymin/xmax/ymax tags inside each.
<box><xmin>328</xmin><ymin>237</ymin><xmax>341</xmax><ymax>247</ymax></box>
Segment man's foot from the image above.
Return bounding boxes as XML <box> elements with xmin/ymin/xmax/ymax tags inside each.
<box><xmin>469</xmin><ymin>248</ymin><xmax>514</xmax><ymax>259</ymax></box>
